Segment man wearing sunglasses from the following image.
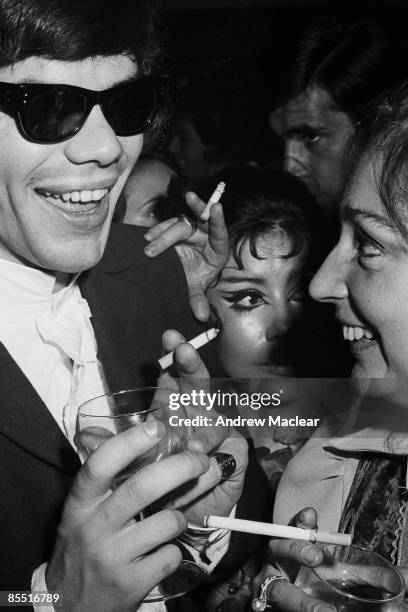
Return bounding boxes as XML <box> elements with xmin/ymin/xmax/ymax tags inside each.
<box><xmin>0</xmin><ymin>1</ymin><xmax>260</xmax><ymax>611</ymax></box>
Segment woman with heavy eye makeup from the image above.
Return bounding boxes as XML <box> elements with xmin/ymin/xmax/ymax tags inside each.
<box><xmin>254</xmin><ymin>85</ymin><xmax>408</xmax><ymax>612</ymax></box>
<box><xmin>188</xmin><ymin>164</ymin><xmax>349</xmax><ymax>612</ymax></box>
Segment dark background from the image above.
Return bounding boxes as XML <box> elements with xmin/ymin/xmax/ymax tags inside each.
<box><xmin>158</xmin><ymin>1</ymin><xmax>408</xmax><ymax>163</ymax></box>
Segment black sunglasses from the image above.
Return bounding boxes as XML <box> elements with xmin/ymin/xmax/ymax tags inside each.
<box><xmin>0</xmin><ymin>76</ymin><xmax>166</xmax><ymax>144</ymax></box>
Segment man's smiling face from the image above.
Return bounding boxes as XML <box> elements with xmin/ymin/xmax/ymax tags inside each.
<box><xmin>0</xmin><ymin>55</ymin><xmax>143</xmax><ymax>273</ymax></box>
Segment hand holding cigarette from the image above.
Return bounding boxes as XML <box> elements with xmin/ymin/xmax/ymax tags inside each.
<box><xmin>204</xmin><ymin>515</ymin><xmax>352</xmax><ymax>546</ymax></box>
<box><xmin>200</xmin><ymin>181</ymin><xmax>226</xmax><ymax>222</ymax></box>
<box><xmin>159</xmin><ymin>327</ymin><xmax>220</xmax><ymax>370</ymax></box>
<box><xmin>145</xmin><ymin>183</ymin><xmax>229</xmax><ymax>322</ymax></box>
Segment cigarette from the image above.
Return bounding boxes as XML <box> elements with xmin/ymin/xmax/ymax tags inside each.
<box><xmin>200</xmin><ymin>181</ymin><xmax>226</xmax><ymax>221</ymax></box>
<box><xmin>203</xmin><ymin>516</ymin><xmax>352</xmax><ymax>546</ymax></box>
<box><xmin>159</xmin><ymin>328</ymin><xmax>220</xmax><ymax>370</ymax></box>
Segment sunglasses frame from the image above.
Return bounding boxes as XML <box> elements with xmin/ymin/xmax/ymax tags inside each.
<box><xmin>0</xmin><ymin>76</ymin><xmax>166</xmax><ymax>144</ymax></box>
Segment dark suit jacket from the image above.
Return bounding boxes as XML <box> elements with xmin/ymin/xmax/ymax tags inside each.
<box><xmin>0</xmin><ymin>224</ymin><xmax>204</xmax><ymax>591</ymax></box>
<box><xmin>0</xmin><ymin>224</ymin><xmax>270</xmax><ymax>609</ymax></box>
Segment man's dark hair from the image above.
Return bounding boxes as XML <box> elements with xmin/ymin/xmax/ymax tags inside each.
<box><xmin>282</xmin><ymin>22</ymin><xmax>404</xmax><ymax>124</ymax></box>
<box><xmin>0</xmin><ymin>0</ymin><xmax>161</xmax><ymax>74</ymax></box>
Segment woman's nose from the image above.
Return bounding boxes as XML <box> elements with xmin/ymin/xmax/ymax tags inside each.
<box><xmin>265</xmin><ymin>303</ymin><xmax>293</xmax><ymax>342</ymax></box>
<box><xmin>309</xmin><ymin>246</ymin><xmax>348</xmax><ymax>303</ymax></box>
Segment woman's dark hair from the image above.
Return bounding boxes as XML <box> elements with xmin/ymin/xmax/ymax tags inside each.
<box><xmin>350</xmin><ymin>82</ymin><xmax>408</xmax><ymax>242</ymax></box>
<box><xmin>282</xmin><ymin>22</ymin><xmax>404</xmax><ymax>124</ymax></box>
<box><xmin>0</xmin><ymin>0</ymin><xmax>161</xmax><ymax>72</ymax></box>
<box><xmin>211</xmin><ymin>165</ymin><xmax>322</xmax><ymax>270</ymax></box>
<box><xmin>155</xmin><ymin>163</ymin><xmax>323</xmax><ymax>269</ymax></box>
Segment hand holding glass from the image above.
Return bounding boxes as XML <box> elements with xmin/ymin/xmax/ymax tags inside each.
<box><xmin>296</xmin><ymin>544</ymin><xmax>404</xmax><ymax>611</ymax></box>
<box><xmin>75</xmin><ymin>387</ymin><xmax>207</xmax><ymax>602</ymax></box>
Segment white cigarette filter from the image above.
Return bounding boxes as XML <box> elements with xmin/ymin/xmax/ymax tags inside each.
<box><xmin>158</xmin><ymin>327</ymin><xmax>220</xmax><ymax>370</ymax></box>
<box><xmin>204</xmin><ymin>516</ymin><xmax>352</xmax><ymax>547</ymax></box>
<box><xmin>200</xmin><ymin>181</ymin><xmax>226</xmax><ymax>221</ymax></box>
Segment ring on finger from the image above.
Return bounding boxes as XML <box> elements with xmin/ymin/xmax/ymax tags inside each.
<box><xmin>213</xmin><ymin>452</ymin><xmax>236</xmax><ymax>481</ymax></box>
<box><xmin>252</xmin><ymin>574</ymin><xmax>290</xmax><ymax>611</ymax></box>
<box><xmin>179</xmin><ymin>214</ymin><xmax>197</xmax><ymax>238</ymax></box>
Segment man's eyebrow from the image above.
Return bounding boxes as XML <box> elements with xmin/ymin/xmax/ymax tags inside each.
<box><xmin>342</xmin><ymin>204</ymin><xmax>394</xmax><ymax>229</ymax></box>
<box><xmin>285</xmin><ymin>123</ymin><xmax>322</xmax><ymax>135</ymax></box>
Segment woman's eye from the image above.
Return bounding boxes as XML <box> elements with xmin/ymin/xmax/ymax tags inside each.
<box><xmin>355</xmin><ymin>233</ymin><xmax>383</xmax><ymax>259</ymax></box>
<box><xmin>225</xmin><ymin>291</ymin><xmax>266</xmax><ymax>311</ymax></box>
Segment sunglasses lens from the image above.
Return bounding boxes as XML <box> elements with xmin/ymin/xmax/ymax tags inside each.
<box><xmin>106</xmin><ymin>79</ymin><xmax>160</xmax><ymax>136</ymax></box>
<box><xmin>26</xmin><ymin>89</ymin><xmax>86</xmax><ymax>142</ymax></box>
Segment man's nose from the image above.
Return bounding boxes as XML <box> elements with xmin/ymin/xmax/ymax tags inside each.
<box><xmin>283</xmin><ymin>141</ymin><xmax>309</xmax><ymax>177</ymax></box>
<box><xmin>63</xmin><ymin>105</ymin><xmax>124</xmax><ymax>166</ymax></box>
<box><xmin>309</xmin><ymin>246</ymin><xmax>348</xmax><ymax>303</ymax></box>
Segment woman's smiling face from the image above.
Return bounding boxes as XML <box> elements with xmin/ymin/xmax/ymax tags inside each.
<box><xmin>208</xmin><ymin>229</ymin><xmax>309</xmax><ymax>379</ymax></box>
<box><xmin>310</xmin><ymin>156</ymin><xmax>408</xmax><ymax>401</ymax></box>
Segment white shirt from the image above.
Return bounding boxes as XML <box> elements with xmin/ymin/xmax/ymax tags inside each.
<box><xmin>0</xmin><ymin>259</ymin><xmax>230</xmax><ymax>612</ymax></box>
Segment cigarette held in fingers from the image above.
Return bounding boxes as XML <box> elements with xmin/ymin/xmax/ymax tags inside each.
<box><xmin>203</xmin><ymin>516</ymin><xmax>352</xmax><ymax>546</ymax></box>
<box><xmin>200</xmin><ymin>181</ymin><xmax>226</xmax><ymax>221</ymax></box>
<box><xmin>159</xmin><ymin>328</ymin><xmax>220</xmax><ymax>370</ymax></box>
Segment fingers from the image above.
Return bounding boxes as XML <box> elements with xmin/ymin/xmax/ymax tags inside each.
<box><xmin>168</xmin><ymin>437</ymin><xmax>247</xmax><ymax>509</ymax></box>
<box><xmin>102</xmin><ymin>450</ymin><xmax>210</xmax><ymax>527</ymax></box>
<box><xmin>188</xmin><ymin>289</ymin><xmax>211</xmax><ymax>323</ymax></box>
<box><xmin>116</xmin><ymin>509</ymin><xmax>187</xmax><ymax>560</ymax></box>
<box><xmin>132</xmin><ymin>544</ymin><xmax>184</xmax><ymax>594</ymax></box>
<box><xmin>207</xmin><ymin>202</ymin><xmax>229</xmax><ymax>258</ymax></box>
<box><xmin>165</xmin><ymin>454</ymin><xmax>228</xmax><ymax>509</ymax></box>
<box><xmin>144</xmin><ymin>217</ymin><xmax>178</xmax><ymax>242</ymax></box>
<box><xmin>265</xmin><ymin>579</ymin><xmax>335</xmax><ymax>612</ymax></box>
<box><xmin>161</xmin><ymin>329</ymin><xmax>210</xmax><ymax>391</ymax></box>
<box><xmin>144</xmin><ymin>218</ymin><xmax>193</xmax><ymax>257</ymax></box>
<box><xmin>269</xmin><ymin>537</ymin><xmax>323</xmax><ymax>568</ymax></box>
<box><xmin>185</xmin><ymin>191</ymin><xmax>206</xmax><ymax>216</ymax></box>
<box><xmin>121</xmin><ymin>544</ymin><xmax>184</xmax><ymax>605</ymax></box>
<box><xmin>71</xmin><ymin>419</ymin><xmax>166</xmax><ymax>501</ymax></box>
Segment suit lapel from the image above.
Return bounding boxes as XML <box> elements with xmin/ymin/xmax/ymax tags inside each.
<box><xmin>79</xmin><ymin>225</ymin><xmax>162</xmax><ymax>391</ymax></box>
<box><xmin>0</xmin><ymin>342</ymin><xmax>80</xmax><ymax>474</ymax></box>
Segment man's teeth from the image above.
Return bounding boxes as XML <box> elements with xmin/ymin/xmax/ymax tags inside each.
<box><xmin>342</xmin><ymin>325</ymin><xmax>374</xmax><ymax>342</ymax></box>
<box><xmin>40</xmin><ymin>188</ymin><xmax>109</xmax><ymax>203</ymax></box>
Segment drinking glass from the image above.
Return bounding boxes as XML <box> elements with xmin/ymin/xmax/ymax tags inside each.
<box><xmin>296</xmin><ymin>544</ymin><xmax>404</xmax><ymax>611</ymax></box>
<box><xmin>75</xmin><ymin>387</ymin><xmax>207</xmax><ymax>603</ymax></box>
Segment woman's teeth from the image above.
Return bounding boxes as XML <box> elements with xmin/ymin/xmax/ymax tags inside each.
<box><xmin>342</xmin><ymin>325</ymin><xmax>374</xmax><ymax>342</ymax></box>
<box><xmin>38</xmin><ymin>188</ymin><xmax>109</xmax><ymax>204</ymax></box>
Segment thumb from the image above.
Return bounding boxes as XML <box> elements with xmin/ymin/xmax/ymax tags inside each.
<box><xmin>189</xmin><ymin>289</ymin><xmax>210</xmax><ymax>322</ymax></box>
<box><xmin>290</xmin><ymin>507</ymin><xmax>318</xmax><ymax>529</ymax></box>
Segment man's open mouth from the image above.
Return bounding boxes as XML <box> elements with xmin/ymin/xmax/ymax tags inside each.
<box><xmin>35</xmin><ymin>187</ymin><xmax>111</xmax><ymax>213</ymax></box>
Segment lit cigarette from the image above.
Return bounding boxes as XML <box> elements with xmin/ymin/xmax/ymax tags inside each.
<box><xmin>159</xmin><ymin>328</ymin><xmax>220</xmax><ymax>370</ymax></box>
<box><xmin>204</xmin><ymin>516</ymin><xmax>352</xmax><ymax>546</ymax></box>
<box><xmin>200</xmin><ymin>182</ymin><xmax>226</xmax><ymax>221</ymax></box>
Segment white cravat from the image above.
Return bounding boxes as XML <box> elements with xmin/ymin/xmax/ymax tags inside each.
<box><xmin>0</xmin><ymin>258</ymin><xmax>108</xmax><ymax>443</ymax></box>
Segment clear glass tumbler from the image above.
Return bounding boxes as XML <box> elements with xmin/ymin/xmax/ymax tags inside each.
<box><xmin>296</xmin><ymin>544</ymin><xmax>404</xmax><ymax>611</ymax></box>
<box><xmin>75</xmin><ymin>387</ymin><xmax>207</xmax><ymax>603</ymax></box>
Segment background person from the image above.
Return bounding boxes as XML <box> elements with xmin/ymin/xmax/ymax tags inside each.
<box><xmin>270</xmin><ymin>22</ymin><xmax>404</xmax><ymax>218</ymax></box>
<box><xmin>114</xmin><ymin>151</ymin><xmax>179</xmax><ymax>227</ymax></box>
